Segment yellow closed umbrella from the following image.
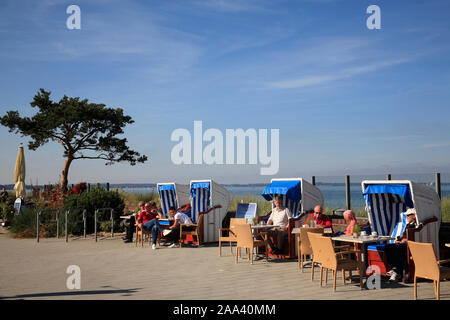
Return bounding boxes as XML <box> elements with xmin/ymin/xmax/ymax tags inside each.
<box><xmin>14</xmin><ymin>144</ymin><xmax>26</xmax><ymax>199</ymax></box>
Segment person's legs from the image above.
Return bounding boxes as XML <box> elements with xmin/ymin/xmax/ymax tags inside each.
<box><xmin>276</xmin><ymin>229</ymin><xmax>288</xmax><ymax>251</ymax></box>
<box><xmin>151</xmin><ymin>224</ymin><xmax>160</xmax><ymax>245</ymax></box>
<box><xmin>124</xmin><ymin>216</ymin><xmax>135</xmax><ymax>241</ymax></box>
<box><xmin>385</xmin><ymin>243</ymin><xmax>406</xmax><ymax>281</ymax></box>
<box><xmin>266</xmin><ymin>229</ymin><xmax>277</xmax><ymax>250</ymax></box>
<box><xmin>142</xmin><ymin>220</ymin><xmax>154</xmax><ymax>231</ymax></box>
<box><xmin>171</xmin><ymin>225</ymin><xmax>181</xmax><ymax>243</ymax></box>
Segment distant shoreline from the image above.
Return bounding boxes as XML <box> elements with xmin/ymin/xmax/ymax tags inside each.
<box><xmin>2</xmin><ymin>181</ymin><xmax>449</xmax><ymax>190</ymax></box>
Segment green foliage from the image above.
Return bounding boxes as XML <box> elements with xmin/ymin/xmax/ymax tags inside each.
<box><xmin>442</xmin><ymin>196</ymin><xmax>450</xmax><ymax>222</ymax></box>
<box><xmin>118</xmin><ymin>191</ymin><xmax>160</xmax><ymax>208</ymax></box>
<box><xmin>62</xmin><ymin>187</ymin><xmax>125</xmax><ymax>234</ymax></box>
<box><xmin>9</xmin><ymin>206</ymin><xmax>59</xmax><ymax>238</ymax></box>
<box><xmin>0</xmin><ymin>201</ymin><xmax>15</xmax><ymax>222</ymax></box>
<box><xmin>353</xmin><ymin>224</ymin><xmax>361</xmax><ymax>234</ymax></box>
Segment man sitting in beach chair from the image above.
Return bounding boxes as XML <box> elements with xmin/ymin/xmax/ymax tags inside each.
<box><xmin>266</xmin><ymin>196</ymin><xmax>292</xmax><ymax>255</ymax></box>
<box><xmin>165</xmin><ymin>206</ymin><xmax>194</xmax><ymax>248</ymax></box>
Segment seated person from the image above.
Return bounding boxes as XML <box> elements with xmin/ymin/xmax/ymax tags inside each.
<box><xmin>343</xmin><ymin>210</ymin><xmax>357</xmax><ymax>236</ymax></box>
<box><xmin>266</xmin><ymin>196</ymin><xmax>292</xmax><ymax>255</ymax></box>
<box><xmin>384</xmin><ymin>208</ymin><xmax>418</xmax><ymax>282</ymax></box>
<box><xmin>305</xmin><ymin>205</ymin><xmax>332</xmax><ymax>228</ymax></box>
<box><xmin>123</xmin><ymin>201</ymin><xmax>144</xmax><ymax>243</ymax></box>
<box><xmin>136</xmin><ymin>201</ymin><xmax>165</xmax><ymax>250</ymax></box>
<box><xmin>165</xmin><ymin>204</ymin><xmax>222</xmax><ymax>247</ymax></box>
<box><xmin>165</xmin><ymin>206</ymin><xmax>194</xmax><ymax>248</ymax></box>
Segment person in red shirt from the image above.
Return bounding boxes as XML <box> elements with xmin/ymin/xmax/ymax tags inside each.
<box><xmin>137</xmin><ymin>202</ymin><xmax>164</xmax><ymax>249</ymax></box>
<box><xmin>305</xmin><ymin>205</ymin><xmax>332</xmax><ymax>228</ymax></box>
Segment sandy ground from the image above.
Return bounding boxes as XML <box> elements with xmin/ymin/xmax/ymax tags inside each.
<box><xmin>0</xmin><ymin>228</ymin><xmax>449</xmax><ymax>300</ymax></box>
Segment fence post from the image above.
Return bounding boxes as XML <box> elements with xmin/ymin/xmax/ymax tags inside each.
<box><xmin>95</xmin><ymin>209</ymin><xmax>98</xmax><ymax>242</ymax></box>
<box><xmin>111</xmin><ymin>209</ymin><xmax>115</xmax><ymax>237</ymax></box>
<box><xmin>345</xmin><ymin>175</ymin><xmax>351</xmax><ymax>210</ymax></box>
<box><xmin>65</xmin><ymin>210</ymin><xmax>69</xmax><ymax>243</ymax></box>
<box><xmin>56</xmin><ymin>210</ymin><xmax>60</xmax><ymax>239</ymax></box>
<box><xmin>36</xmin><ymin>210</ymin><xmax>40</xmax><ymax>243</ymax></box>
<box><xmin>83</xmin><ymin>209</ymin><xmax>87</xmax><ymax>238</ymax></box>
<box><xmin>311</xmin><ymin>176</ymin><xmax>316</xmax><ymax>185</ymax></box>
<box><xmin>435</xmin><ymin>173</ymin><xmax>441</xmax><ymax>199</ymax></box>
<box><xmin>106</xmin><ymin>182</ymin><xmax>110</xmax><ymax>191</ymax></box>
<box><xmin>386</xmin><ymin>174</ymin><xmax>391</xmax><ymax>180</ymax></box>
<box><xmin>88</xmin><ymin>183</ymin><xmax>91</xmax><ymax>192</ymax></box>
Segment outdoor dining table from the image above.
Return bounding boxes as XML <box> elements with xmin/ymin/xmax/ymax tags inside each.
<box><xmin>331</xmin><ymin>235</ymin><xmax>394</xmax><ymax>271</ymax></box>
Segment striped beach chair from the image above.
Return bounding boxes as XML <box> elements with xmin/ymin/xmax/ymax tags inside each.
<box><xmin>189</xmin><ymin>179</ymin><xmax>230</xmax><ymax>243</ymax></box>
<box><xmin>157</xmin><ymin>183</ymin><xmax>190</xmax><ymax>218</ymax></box>
<box><xmin>362</xmin><ymin>180</ymin><xmax>442</xmax><ymax>280</ymax></box>
<box><xmin>261</xmin><ymin>178</ymin><xmax>324</xmax><ymax>259</ymax></box>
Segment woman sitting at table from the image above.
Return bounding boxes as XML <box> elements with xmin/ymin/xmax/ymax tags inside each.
<box><xmin>343</xmin><ymin>210</ymin><xmax>357</xmax><ymax>236</ymax></box>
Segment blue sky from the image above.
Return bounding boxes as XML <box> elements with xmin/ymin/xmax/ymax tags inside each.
<box><xmin>1</xmin><ymin>0</ymin><xmax>450</xmax><ymax>185</ymax></box>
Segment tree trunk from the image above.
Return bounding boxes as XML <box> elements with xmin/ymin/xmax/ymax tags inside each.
<box><xmin>60</xmin><ymin>155</ymin><xmax>74</xmax><ymax>192</ymax></box>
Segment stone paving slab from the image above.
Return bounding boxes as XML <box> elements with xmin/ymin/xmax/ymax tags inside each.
<box><xmin>0</xmin><ymin>231</ymin><xmax>449</xmax><ymax>300</ymax></box>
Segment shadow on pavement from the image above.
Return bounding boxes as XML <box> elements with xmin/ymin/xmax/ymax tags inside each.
<box><xmin>0</xmin><ymin>288</ymin><xmax>142</xmax><ymax>300</ymax></box>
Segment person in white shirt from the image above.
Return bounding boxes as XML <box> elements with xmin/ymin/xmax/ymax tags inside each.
<box><xmin>165</xmin><ymin>206</ymin><xmax>194</xmax><ymax>248</ymax></box>
<box><xmin>266</xmin><ymin>196</ymin><xmax>292</xmax><ymax>254</ymax></box>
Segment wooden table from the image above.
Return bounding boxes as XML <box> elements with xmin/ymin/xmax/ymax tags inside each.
<box><xmin>331</xmin><ymin>235</ymin><xmax>394</xmax><ymax>270</ymax></box>
<box><xmin>120</xmin><ymin>214</ymin><xmax>136</xmax><ymax>219</ymax></box>
<box><xmin>251</xmin><ymin>224</ymin><xmax>280</xmax><ymax>230</ymax></box>
<box><xmin>331</xmin><ymin>235</ymin><xmax>393</xmax><ymax>244</ymax></box>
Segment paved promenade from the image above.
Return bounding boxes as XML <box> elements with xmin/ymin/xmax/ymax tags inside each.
<box><xmin>0</xmin><ymin>229</ymin><xmax>449</xmax><ymax>300</ymax></box>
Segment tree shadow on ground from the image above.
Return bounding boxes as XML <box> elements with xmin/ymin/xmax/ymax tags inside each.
<box><xmin>0</xmin><ymin>287</ymin><xmax>142</xmax><ymax>300</ymax></box>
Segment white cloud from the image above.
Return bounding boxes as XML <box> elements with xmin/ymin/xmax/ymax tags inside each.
<box><xmin>267</xmin><ymin>58</ymin><xmax>413</xmax><ymax>89</ymax></box>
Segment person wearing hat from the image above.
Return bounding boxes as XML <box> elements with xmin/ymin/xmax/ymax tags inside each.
<box><xmin>384</xmin><ymin>208</ymin><xmax>418</xmax><ymax>282</ymax></box>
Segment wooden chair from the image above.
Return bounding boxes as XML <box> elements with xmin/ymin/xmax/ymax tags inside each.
<box><xmin>308</xmin><ymin>233</ymin><xmax>363</xmax><ymax>291</ymax></box>
<box><xmin>298</xmin><ymin>227</ymin><xmax>323</xmax><ymax>272</ymax></box>
<box><xmin>179</xmin><ymin>212</ymin><xmax>206</xmax><ymax>247</ymax></box>
<box><xmin>234</xmin><ymin>223</ymin><xmax>268</xmax><ymax>264</ymax></box>
<box><xmin>408</xmin><ymin>241</ymin><xmax>450</xmax><ymax>300</ymax></box>
<box><xmin>135</xmin><ymin>224</ymin><xmax>160</xmax><ymax>247</ymax></box>
<box><xmin>218</xmin><ymin>218</ymin><xmax>247</xmax><ymax>256</ymax></box>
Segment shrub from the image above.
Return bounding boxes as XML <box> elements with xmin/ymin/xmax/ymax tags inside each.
<box><xmin>9</xmin><ymin>206</ymin><xmax>34</xmax><ymax>236</ymax></box>
<box><xmin>0</xmin><ymin>200</ymin><xmax>15</xmax><ymax>222</ymax></box>
<box><xmin>62</xmin><ymin>187</ymin><xmax>125</xmax><ymax>235</ymax></box>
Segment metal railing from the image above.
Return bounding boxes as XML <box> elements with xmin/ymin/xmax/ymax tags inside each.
<box><xmin>94</xmin><ymin>208</ymin><xmax>115</xmax><ymax>242</ymax></box>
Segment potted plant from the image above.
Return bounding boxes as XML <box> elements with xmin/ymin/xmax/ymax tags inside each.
<box><xmin>353</xmin><ymin>224</ymin><xmax>361</xmax><ymax>238</ymax></box>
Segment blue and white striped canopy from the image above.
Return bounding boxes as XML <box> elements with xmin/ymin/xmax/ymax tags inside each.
<box><xmin>261</xmin><ymin>180</ymin><xmax>302</xmax><ymax>218</ymax></box>
<box><xmin>190</xmin><ymin>182</ymin><xmax>211</xmax><ymax>223</ymax></box>
<box><xmin>158</xmin><ymin>184</ymin><xmax>178</xmax><ymax>217</ymax></box>
<box><xmin>363</xmin><ymin>183</ymin><xmax>413</xmax><ymax>236</ymax></box>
